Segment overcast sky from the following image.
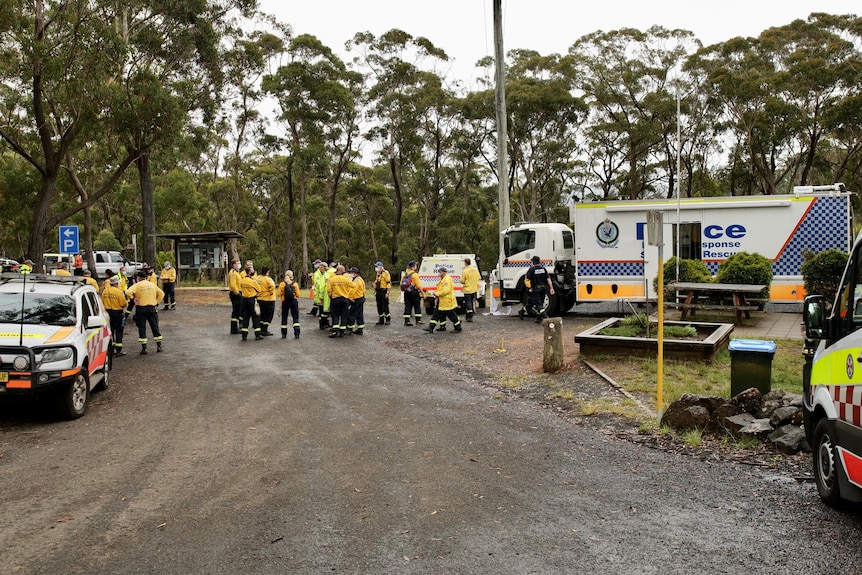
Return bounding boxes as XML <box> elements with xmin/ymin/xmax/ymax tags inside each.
<box><xmin>257</xmin><ymin>1</ymin><xmax>859</xmax><ymax>86</ymax></box>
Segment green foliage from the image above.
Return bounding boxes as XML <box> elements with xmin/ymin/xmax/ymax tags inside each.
<box><xmin>93</xmin><ymin>230</ymin><xmax>123</xmax><ymax>251</ymax></box>
<box><xmin>801</xmin><ymin>248</ymin><xmax>848</xmax><ymax>298</ymax></box>
<box><xmin>656</xmin><ymin>257</ymin><xmax>712</xmax><ymax>291</ymax></box>
<box><xmin>598</xmin><ymin>316</ymin><xmax>697</xmax><ymax>338</ymax></box>
<box><xmin>715</xmin><ymin>252</ymin><xmax>773</xmax><ymax>295</ymax></box>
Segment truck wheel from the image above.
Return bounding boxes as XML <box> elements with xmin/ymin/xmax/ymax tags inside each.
<box><xmin>813</xmin><ymin>419</ymin><xmax>843</xmax><ymax>508</ymax></box>
<box><xmin>545</xmin><ymin>291</ymin><xmax>559</xmax><ymax>316</ymax></box>
<box><xmin>58</xmin><ymin>372</ymin><xmax>90</xmax><ymax>420</ymax></box>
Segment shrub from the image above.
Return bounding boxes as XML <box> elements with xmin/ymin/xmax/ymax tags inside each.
<box><xmin>654</xmin><ymin>257</ymin><xmax>712</xmax><ymax>292</ymax></box>
<box><xmin>715</xmin><ymin>252</ymin><xmax>773</xmax><ymax>297</ymax></box>
<box><xmin>801</xmin><ymin>248</ymin><xmax>848</xmax><ymax>298</ymax></box>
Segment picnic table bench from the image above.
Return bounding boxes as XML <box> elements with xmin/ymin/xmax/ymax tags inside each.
<box><xmin>664</xmin><ymin>282</ymin><xmax>767</xmax><ymax>324</ymax></box>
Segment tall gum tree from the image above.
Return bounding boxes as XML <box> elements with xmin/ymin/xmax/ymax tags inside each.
<box><xmin>0</xmin><ymin>0</ymin><xmax>130</xmax><ymax>268</ymax></box>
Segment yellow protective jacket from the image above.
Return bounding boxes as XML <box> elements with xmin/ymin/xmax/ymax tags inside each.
<box><xmin>228</xmin><ymin>268</ymin><xmax>241</xmax><ymax>295</ymax></box>
<box><xmin>257</xmin><ymin>275</ymin><xmax>277</xmax><ymax>302</ymax></box>
<box><xmin>160</xmin><ymin>268</ymin><xmax>176</xmax><ymax>283</ymax></box>
<box><xmin>126</xmin><ymin>280</ymin><xmax>164</xmax><ymax>307</ymax></box>
<box><xmin>374</xmin><ymin>269</ymin><xmax>391</xmax><ymax>290</ymax></box>
<box><xmin>84</xmin><ymin>277</ymin><xmax>100</xmax><ymax>290</ymax></box>
<box><xmin>461</xmin><ymin>264</ymin><xmax>480</xmax><ymax>295</ymax></box>
<box><xmin>101</xmin><ymin>285</ymin><xmax>128</xmax><ymax>311</ymax></box>
<box><xmin>240</xmin><ymin>275</ymin><xmax>260</xmax><ymax>298</ymax></box>
<box><xmin>312</xmin><ymin>268</ymin><xmax>328</xmax><ymax>304</ymax></box>
<box><xmin>147</xmin><ymin>272</ymin><xmax>158</xmax><ymax>285</ymax></box>
<box><xmin>327</xmin><ymin>273</ymin><xmax>354</xmax><ymax>299</ymax></box>
<box><xmin>435</xmin><ymin>274</ymin><xmax>457</xmax><ymax>311</ymax></box>
<box><xmin>277</xmin><ymin>281</ymin><xmax>299</xmax><ymax>301</ymax></box>
<box><xmin>350</xmin><ymin>275</ymin><xmax>366</xmax><ymax>299</ymax></box>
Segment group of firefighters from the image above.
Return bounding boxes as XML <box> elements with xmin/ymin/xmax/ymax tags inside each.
<box><xmin>226</xmin><ymin>257</ymin><xmax>484</xmax><ymax>341</ymax></box>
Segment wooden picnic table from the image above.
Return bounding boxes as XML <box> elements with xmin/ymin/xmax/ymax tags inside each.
<box><xmin>665</xmin><ymin>282</ymin><xmax>767</xmax><ymax>324</ymax></box>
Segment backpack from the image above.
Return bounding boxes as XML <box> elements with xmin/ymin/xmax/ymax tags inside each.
<box><xmin>400</xmin><ymin>272</ymin><xmax>415</xmax><ymax>292</ymax></box>
<box><xmin>283</xmin><ymin>282</ymin><xmax>296</xmax><ymax>301</ymax></box>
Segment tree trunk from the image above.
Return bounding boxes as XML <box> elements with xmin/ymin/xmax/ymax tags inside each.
<box><xmin>27</xmin><ymin>174</ymin><xmax>59</xmax><ymax>272</ymax></box>
<box><xmin>389</xmin><ymin>156</ymin><xmax>403</xmax><ymax>267</ymax></box>
<box><xmin>136</xmin><ymin>152</ymin><xmax>157</xmax><ymax>266</ymax></box>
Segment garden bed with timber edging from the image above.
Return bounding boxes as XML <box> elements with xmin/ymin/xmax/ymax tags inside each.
<box><xmin>574</xmin><ymin>317</ymin><xmax>734</xmax><ymax>361</ymax></box>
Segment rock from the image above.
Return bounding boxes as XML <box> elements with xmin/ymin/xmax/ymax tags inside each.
<box><xmin>769</xmin><ymin>406</ymin><xmax>801</xmax><ymax>427</ymax></box>
<box><xmin>661</xmin><ymin>394</ymin><xmax>721</xmax><ymax>431</ymax></box>
<box><xmin>769</xmin><ymin>425</ymin><xmax>810</xmax><ymax>454</ymax></box>
<box><xmin>730</xmin><ymin>387</ymin><xmax>763</xmax><ymax>415</ymax></box>
<box><xmin>786</xmin><ymin>393</ymin><xmax>804</xmax><ymax>408</ymax></box>
<box><xmin>714</xmin><ymin>402</ymin><xmax>744</xmax><ymax>422</ymax></box>
<box><xmin>662</xmin><ymin>404</ymin><xmax>712</xmax><ymax>431</ymax></box>
<box><xmin>724</xmin><ymin>413</ymin><xmax>756</xmax><ymax>435</ymax></box>
<box><xmin>738</xmin><ymin>418</ymin><xmax>773</xmax><ymax>437</ymax></box>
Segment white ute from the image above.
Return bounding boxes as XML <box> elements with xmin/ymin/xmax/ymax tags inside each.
<box><xmin>0</xmin><ymin>273</ymin><xmax>112</xmax><ymax>419</ymax></box>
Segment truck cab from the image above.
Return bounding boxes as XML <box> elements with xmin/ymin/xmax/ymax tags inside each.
<box><xmin>802</xmin><ymin>229</ymin><xmax>862</xmax><ymax>507</ymax></box>
<box><xmin>497</xmin><ymin>222</ymin><xmax>576</xmax><ymax>316</ymax></box>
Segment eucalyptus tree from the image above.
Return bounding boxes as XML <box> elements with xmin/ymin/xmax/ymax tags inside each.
<box><xmin>107</xmin><ymin>0</ymin><xmax>258</xmax><ymax>266</ymax></box>
<box><xmin>263</xmin><ymin>33</ymin><xmax>361</xmax><ymax>271</ymax></box>
<box><xmin>498</xmin><ymin>49</ymin><xmax>587</xmax><ymax>219</ymax></box>
<box><xmin>564</xmin><ymin>26</ymin><xmax>699</xmax><ymax>199</ymax></box>
<box><xmin>219</xmin><ymin>22</ymin><xmax>286</xmax><ymax>262</ymax></box>
<box><xmin>686</xmin><ymin>35</ymin><xmax>799</xmax><ymax>195</ymax></box>
<box><xmin>0</xmin><ymin>0</ymin><xmax>133</xmax><ymax>268</ymax></box>
<box><xmin>347</xmin><ymin>29</ymin><xmax>452</xmax><ymax>265</ymax></box>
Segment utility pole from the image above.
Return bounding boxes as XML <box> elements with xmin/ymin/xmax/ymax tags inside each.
<box><xmin>494</xmin><ymin>0</ymin><xmax>510</xmax><ymax>232</ymax></box>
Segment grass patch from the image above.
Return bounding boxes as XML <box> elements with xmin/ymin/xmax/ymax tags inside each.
<box><xmin>597</xmin><ymin>314</ymin><xmax>697</xmax><ymax>339</ymax></box>
<box><xmin>498</xmin><ymin>375</ymin><xmax>525</xmax><ymax>389</ymax></box>
<box><xmin>681</xmin><ymin>428</ymin><xmax>703</xmax><ymax>447</ymax></box>
<box><xmin>549</xmin><ymin>388</ymin><xmax>574</xmax><ymax>401</ymax></box>
<box><xmin>579</xmin><ymin>397</ymin><xmax>644</xmax><ymax>419</ymax></box>
<box><xmin>588</xmin><ymin>337</ymin><xmax>803</xmax><ymax>410</ymax></box>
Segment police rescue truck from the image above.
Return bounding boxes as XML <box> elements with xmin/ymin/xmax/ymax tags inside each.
<box><xmin>496</xmin><ymin>184</ymin><xmax>852</xmax><ymax>315</ymax></box>
<box><xmin>803</xmin><ymin>230</ymin><xmax>862</xmax><ymax>507</ymax></box>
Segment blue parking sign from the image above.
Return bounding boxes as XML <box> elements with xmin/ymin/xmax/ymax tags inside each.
<box><xmin>59</xmin><ymin>225</ymin><xmax>79</xmax><ymax>254</ymax></box>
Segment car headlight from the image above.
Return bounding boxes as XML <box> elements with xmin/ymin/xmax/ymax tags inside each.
<box><xmin>13</xmin><ymin>355</ymin><xmax>29</xmax><ymax>371</ymax></box>
<box><xmin>35</xmin><ymin>347</ymin><xmax>75</xmax><ymax>370</ymax></box>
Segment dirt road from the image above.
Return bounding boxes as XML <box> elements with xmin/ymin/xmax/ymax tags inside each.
<box><xmin>1</xmin><ymin>299</ymin><xmax>860</xmax><ymax>574</ymax></box>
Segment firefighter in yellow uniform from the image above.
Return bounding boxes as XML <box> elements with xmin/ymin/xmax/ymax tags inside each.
<box><xmin>82</xmin><ymin>269</ymin><xmax>100</xmax><ymax>290</ymax></box>
<box><xmin>327</xmin><ymin>265</ymin><xmax>354</xmax><ymax>338</ymax></box>
<box><xmin>373</xmin><ymin>261</ymin><xmax>391</xmax><ymax>325</ymax></box>
<box><xmin>256</xmin><ymin>266</ymin><xmax>277</xmax><ymax>336</ymax></box>
<box><xmin>102</xmin><ymin>276</ymin><xmax>129</xmax><ymax>356</ymax></box>
<box><xmin>125</xmin><ymin>269</ymin><xmax>165</xmax><ymax>354</ymax></box>
<box><xmin>160</xmin><ymin>261</ymin><xmax>176</xmax><ymax>310</ymax></box>
<box><xmin>239</xmin><ymin>269</ymin><xmax>263</xmax><ymax>341</ymax></box>
<box><xmin>228</xmin><ymin>258</ymin><xmax>242</xmax><ymax>334</ymax></box>
<box><xmin>347</xmin><ymin>266</ymin><xmax>366</xmax><ymax>335</ymax></box>
<box><xmin>461</xmin><ymin>258</ymin><xmax>481</xmax><ymax>322</ymax></box>
<box><xmin>426</xmin><ymin>267</ymin><xmax>461</xmax><ymax>333</ymax></box>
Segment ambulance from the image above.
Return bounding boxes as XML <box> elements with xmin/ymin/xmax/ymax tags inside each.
<box><xmin>802</xmin><ymin>229</ymin><xmax>862</xmax><ymax>507</ymax></box>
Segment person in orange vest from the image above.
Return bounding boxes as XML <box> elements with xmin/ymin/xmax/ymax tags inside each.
<box><xmin>73</xmin><ymin>253</ymin><xmax>84</xmax><ymax>276</ymax></box>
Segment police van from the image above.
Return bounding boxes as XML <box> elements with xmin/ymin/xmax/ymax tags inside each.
<box><xmin>416</xmin><ymin>254</ymin><xmax>485</xmax><ymax>315</ymax></box>
<box><xmin>803</xmin><ymin>228</ymin><xmax>862</xmax><ymax>507</ymax></box>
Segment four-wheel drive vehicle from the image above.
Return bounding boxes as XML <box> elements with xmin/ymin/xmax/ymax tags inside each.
<box><xmin>0</xmin><ymin>258</ymin><xmax>19</xmax><ymax>272</ymax></box>
<box><xmin>0</xmin><ymin>273</ymin><xmax>112</xmax><ymax>419</ymax></box>
<box><xmin>84</xmin><ymin>250</ymin><xmax>140</xmax><ymax>278</ymax></box>
<box><xmin>802</xmin><ymin>228</ymin><xmax>862</xmax><ymax>507</ymax></box>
